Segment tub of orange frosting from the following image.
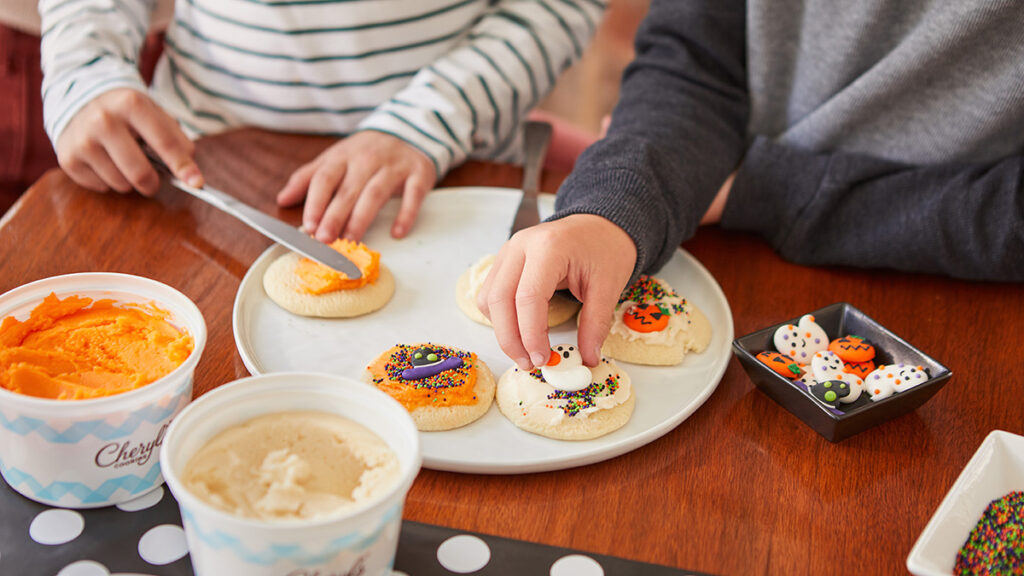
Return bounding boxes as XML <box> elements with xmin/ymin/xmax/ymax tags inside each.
<box><xmin>0</xmin><ymin>273</ymin><xmax>206</xmax><ymax>508</ymax></box>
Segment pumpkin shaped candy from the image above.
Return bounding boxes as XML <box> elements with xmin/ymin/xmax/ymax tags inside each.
<box><xmin>756</xmin><ymin>351</ymin><xmax>802</xmax><ymax>379</ymax></box>
<box><xmin>828</xmin><ymin>335</ymin><xmax>875</xmax><ymax>363</ymax></box>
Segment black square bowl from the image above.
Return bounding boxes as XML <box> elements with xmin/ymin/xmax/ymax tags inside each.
<box><xmin>732</xmin><ymin>302</ymin><xmax>952</xmax><ymax>442</ymax></box>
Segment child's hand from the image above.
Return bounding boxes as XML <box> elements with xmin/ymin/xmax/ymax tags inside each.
<box><xmin>56</xmin><ymin>88</ymin><xmax>203</xmax><ymax>195</ymax></box>
<box><xmin>277</xmin><ymin>131</ymin><xmax>436</xmax><ymax>242</ymax></box>
<box><xmin>476</xmin><ymin>214</ymin><xmax>637</xmax><ymax>371</ymax></box>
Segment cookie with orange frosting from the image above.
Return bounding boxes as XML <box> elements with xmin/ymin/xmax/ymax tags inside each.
<box><xmin>263</xmin><ymin>239</ymin><xmax>395</xmax><ymax>318</ymax></box>
<box><xmin>363</xmin><ymin>343</ymin><xmax>495</xmax><ymax>431</ymax></box>
<box><xmin>599</xmin><ymin>275</ymin><xmax>711</xmax><ymax>366</ymax></box>
<box><xmin>455</xmin><ymin>254</ymin><xmax>580</xmax><ymax>327</ymax></box>
<box><xmin>496</xmin><ymin>344</ymin><xmax>634</xmax><ymax>440</ymax></box>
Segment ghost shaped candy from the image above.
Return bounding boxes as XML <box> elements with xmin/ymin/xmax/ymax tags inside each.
<box><xmin>810</xmin><ymin>350</ymin><xmax>863</xmax><ymax>403</ymax></box>
<box><xmin>864</xmin><ymin>363</ymin><xmax>929</xmax><ymax>400</ymax></box>
<box><xmin>540</xmin><ymin>344</ymin><xmax>593</xmax><ymax>392</ymax></box>
<box><xmin>773</xmin><ymin>314</ymin><xmax>829</xmax><ymax>363</ymax></box>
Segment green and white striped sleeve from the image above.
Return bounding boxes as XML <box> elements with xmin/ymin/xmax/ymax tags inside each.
<box><xmin>357</xmin><ymin>0</ymin><xmax>607</xmax><ymax>178</ymax></box>
<box><xmin>39</xmin><ymin>0</ymin><xmax>155</xmax><ymax>145</ymax></box>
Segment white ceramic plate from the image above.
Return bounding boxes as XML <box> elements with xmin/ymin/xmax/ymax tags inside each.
<box><xmin>232</xmin><ymin>187</ymin><xmax>733</xmax><ymax>474</ymax></box>
<box><xmin>907</xmin><ymin>430</ymin><xmax>1024</xmax><ymax>575</ymax></box>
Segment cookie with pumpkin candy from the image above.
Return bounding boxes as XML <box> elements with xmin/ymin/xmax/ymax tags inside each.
<box><xmin>263</xmin><ymin>239</ymin><xmax>395</xmax><ymax>317</ymax></box>
<box><xmin>363</xmin><ymin>343</ymin><xmax>495</xmax><ymax>431</ymax></box>
<box><xmin>598</xmin><ymin>275</ymin><xmax>712</xmax><ymax>366</ymax></box>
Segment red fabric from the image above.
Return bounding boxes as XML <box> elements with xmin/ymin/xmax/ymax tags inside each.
<box><xmin>0</xmin><ymin>24</ymin><xmax>56</xmax><ymax>196</ymax></box>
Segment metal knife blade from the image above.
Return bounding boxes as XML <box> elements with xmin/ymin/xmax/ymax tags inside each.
<box><xmin>146</xmin><ymin>151</ymin><xmax>362</xmax><ymax>278</ymax></box>
<box><xmin>509</xmin><ymin>120</ymin><xmax>552</xmax><ymax>238</ymax></box>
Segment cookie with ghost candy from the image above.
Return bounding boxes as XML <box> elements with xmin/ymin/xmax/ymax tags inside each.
<box><xmin>363</xmin><ymin>343</ymin><xmax>495</xmax><ymax>431</ymax></box>
<box><xmin>496</xmin><ymin>344</ymin><xmax>635</xmax><ymax>441</ymax></box>
<box><xmin>455</xmin><ymin>254</ymin><xmax>580</xmax><ymax>327</ymax></box>
<box><xmin>599</xmin><ymin>275</ymin><xmax>711</xmax><ymax>366</ymax></box>
<box><xmin>773</xmin><ymin>314</ymin><xmax>829</xmax><ymax>365</ymax></box>
<box><xmin>263</xmin><ymin>238</ymin><xmax>394</xmax><ymax>318</ymax></box>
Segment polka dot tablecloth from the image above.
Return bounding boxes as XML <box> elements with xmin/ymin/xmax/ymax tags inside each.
<box><xmin>0</xmin><ymin>480</ymin><xmax>703</xmax><ymax>576</ymax></box>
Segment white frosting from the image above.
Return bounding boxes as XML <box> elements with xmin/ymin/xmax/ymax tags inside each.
<box><xmin>540</xmin><ymin>344</ymin><xmax>592</xmax><ymax>392</ymax></box>
<box><xmin>608</xmin><ymin>280</ymin><xmax>699</xmax><ymax>347</ymax></box>
<box><xmin>465</xmin><ymin>254</ymin><xmax>496</xmax><ymax>299</ymax></box>
<box><xmin>773</xmin><ymin>314</ymin><xmax>829</xmax><ymax>364</ymax></box>
<box><xmin>504</xmin><ymin>358</ymin><xmax>631</xmax><ymax>427</ymax></box>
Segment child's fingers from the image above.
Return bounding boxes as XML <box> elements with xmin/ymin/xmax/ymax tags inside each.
<box><xmin>80</xmin><ymin>140</ymin><xmax>133</xmax><ymax>193</ymax></box>
<box><xmin>391</xmin><ymin>167</ymin><xmax>432</xmax><ymax>238</ymax></box>
<box><xmin>103</xmin><ymin>123</ymin><xmax>161</xmax><ymax>196</ymax></box>
<box><xmin>342</xmin><ymin>169</ymin><xmax>403</xmax><ymax>241</ymax></box>
<box><xmin>481</xmin><ymin>248</ymin><xmax>533</xmax><ymax>371</ymax></box>
<box><xmin>127</xmin><ymin>93</ymin><xmax>202</xmax><ymax>188</ymax></box>
<box><xmin>62</xmin><ymin>155</ymin><xmax>110</xmax><ymax>193</ymax></box>
<box><xmin>304</xmin><ymin>162</ymin><xmax>348</xmax><ymax>238</ymax></box>
<box><xmin>315</xmin><ymin>161</ymin><xmax>373</xmax><ymax>242</ymax></box>
<box><xmin>575</xmin><ymin>277</ymin><xmax>620</xmax><ymax>367</ymax></box>
<box><xmin>515</xmin><ymin>254</ymin><xmax>562</xmax><ymax>369</ymax></box>
<box><xmin>277</xmin><ymin>162</ymin><xmax>317</xmax><ymax>207</ymax></box>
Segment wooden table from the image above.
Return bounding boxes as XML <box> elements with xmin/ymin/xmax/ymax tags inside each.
<box><xmin>2</xmin><ymin>128</ymin><xmax>1021</xmax><ymax>575</ymax></box>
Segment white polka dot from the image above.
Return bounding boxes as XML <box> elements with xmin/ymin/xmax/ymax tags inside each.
<box><xmin>436</xmin><ymin>534</ymin><xmax>491</xmax><ymax>573</ymax></box>
<box><xmin>30</xmin><ymin>509</ymin><xmax>85</xmax><ymax>545</ymax></box>
<box><xmin>116</xmin><ymin>486</ymin><xmax>164</xmax><ymax>512</ymax></box>
<box><xmin>138</xmin><ymin>524</ymin><xmax>188</xmax><ymax>565</ymax></box>
<box><xmin>56</xmin><ymin>560</ymin><xmax>110</xmax><ymax>576</ymax></box>
<box><xmin>551</xmin><ymin>554</ymin><xmax>604</xmax><ymax>576</ymax></box>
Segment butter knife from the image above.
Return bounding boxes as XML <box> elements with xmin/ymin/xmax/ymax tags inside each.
<box><xmin>509</xmin><ymin>120</ymin><xmax>552</xmax><ymax>237</ymax></box>
<box><xmin>146</xmin><ymin>150</ymin><xmax>362</xmax><ymax>278</ymax></box>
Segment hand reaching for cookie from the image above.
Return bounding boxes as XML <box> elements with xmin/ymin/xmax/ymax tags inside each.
<box><xmin>276</xmin><ymin>131</ymin><xmax>437</xmax><ymax>243</ymax></box>
<box><xmin>476</xmin><ymin>214</ymin><xmax>637</xmax><ymax>371</ymax></box>
<box><xmin>55</xmin><ymin>88</ymin><xmax>204</xmax><ymax>196</ymax></box>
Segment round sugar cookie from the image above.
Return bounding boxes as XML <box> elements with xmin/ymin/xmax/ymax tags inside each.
<box><xmin>363</xmin><ymin>343</ymin><xmax>495</xmax><ymax>431</ymax></box>
<box><xmin>455</xmin><ymin>254</ymin><xmax>580</xmax><ymax>327</ymax></box>
<box><xmin>263</xmin><ymin>251</ymin><xmax>395</xmax><ymax>318</ymax></box>
<box><xmin>496</xmin><ymin>351</ymin><xmax>634</xmax><ymax>441</ymax></box>
<box><xmin>600</xmin><ymin>275</ymin><xmax>712</xmax><ymax>366</ymax></box>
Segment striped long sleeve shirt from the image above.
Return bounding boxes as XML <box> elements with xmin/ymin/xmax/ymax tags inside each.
<box><xmin>39</xmin><ymin>0</ymin><xmax>605</xmax><ymax>177</ymax></box>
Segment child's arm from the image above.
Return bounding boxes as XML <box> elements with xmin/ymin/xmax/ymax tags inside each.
<box><xmin>40</xmin><ymin>0</ymin><xmax>201</xmax><ymax>194</ymax></box>
<box><xmin>278</xmin><ymin>0</ymin><xmax>608</xmax><ymax>243</ymax></box>
<box><xmin>721</xmin><ymin>137</ymin><xmax>1024</xmax><ymax>281</ymax></box>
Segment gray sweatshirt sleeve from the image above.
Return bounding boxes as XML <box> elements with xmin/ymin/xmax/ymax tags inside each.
<box><xmin>723</xmin><ymin>137</ymin><xmax>1024</xmax><ymax>281</ymax></box>
<box><xmin>549</xmin><ymin>0</ymin><xmax>748</xmax><ymax>278</ymax></box>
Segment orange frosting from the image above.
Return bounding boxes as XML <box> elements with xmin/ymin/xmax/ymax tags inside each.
<box><xmin>366</xmin><ymin>344</ymin><xmax>480</xmax><ymax>411</ymax></box>
<box><xmin>0</xmin><ymin>293</ymin><xmax>194</xmax><ymax>400</ymax></box>
<box><xmin>295</xmin><ymin>239</ymin><xmax>380</xmax><ymax>294</ymax></box>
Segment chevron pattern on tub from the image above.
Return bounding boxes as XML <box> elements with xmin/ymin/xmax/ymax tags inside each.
<box><xmin>0</xmin><ymin>458</ymin><xmax>162</xmax><ymax>504</ymax></box>
<box><xmin>0</xmin><ymin>382</ymin><xmax>190</xmax><ymax>443</ymax></box>
<box><xmin>182</xmin><ymin>504</ymin><xmax>401</xmax><ymax>566</ymax></box>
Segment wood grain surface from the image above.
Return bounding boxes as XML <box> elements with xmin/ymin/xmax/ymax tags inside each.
<box><xmin>2</xmin><ymin>128</ymin><xmax>1021</xmax><ymax>575</ymax></box>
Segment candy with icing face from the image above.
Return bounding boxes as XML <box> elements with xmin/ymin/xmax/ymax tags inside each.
<box><xmin>539</xmin><ymin>344</ymin><xmax>593</xmax><ymax>392</ymax></box>
<box><xmin>756</xmin><ymin>351</ymin><xmax>802</xmax><ymax>379</ymax></box>
<box><xmin>401</xmin><ymin>345</ymin><xmax>464</xmax><ymax>380</ymax></box>
<box><xmin>891</xmin><ymin>363</ymin><xmax>929</xmax><ymax>392</ymax></box>
<box><xmin>843</xmin><ymin>359</ymin><xmax>875</xmax><ymax>379</ymax></box>
<box><xmin>810</xmin><ymin>351</ymin><xmax>863</xmax><ymax>403</ymax></box>
<box><xmin>810</xmin><ymin>380</ymin><xmax>851</xmax><ymax>407</ymax></box>
<box><xmin>623</xmin><ymin>303</ymin><xmax>670</xmax><ymax>333</ymax></box>
<box><xmin>828</xmin><ymin>335</ymin><xmax>875</xmax><ymax>363</ymax></box>
<box><xmin>773</xmin><ymin>314</ymin><xmax>828</xmax><ymax>363</ymax></box>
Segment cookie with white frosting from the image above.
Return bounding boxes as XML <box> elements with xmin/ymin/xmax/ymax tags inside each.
<box><xmin>496</xmin><ymin>344</ymin><xmax>634</xmax><ymax>441</ymax></box>
<box><xmin>600</xmin><ymin>275</ymin><xmax>711</xmax><ymax>366</ymax></box>
<box><xmin>456</xmin><ymin>253</ymin><xmax>580</xmax><ymax>327</ymax></box>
